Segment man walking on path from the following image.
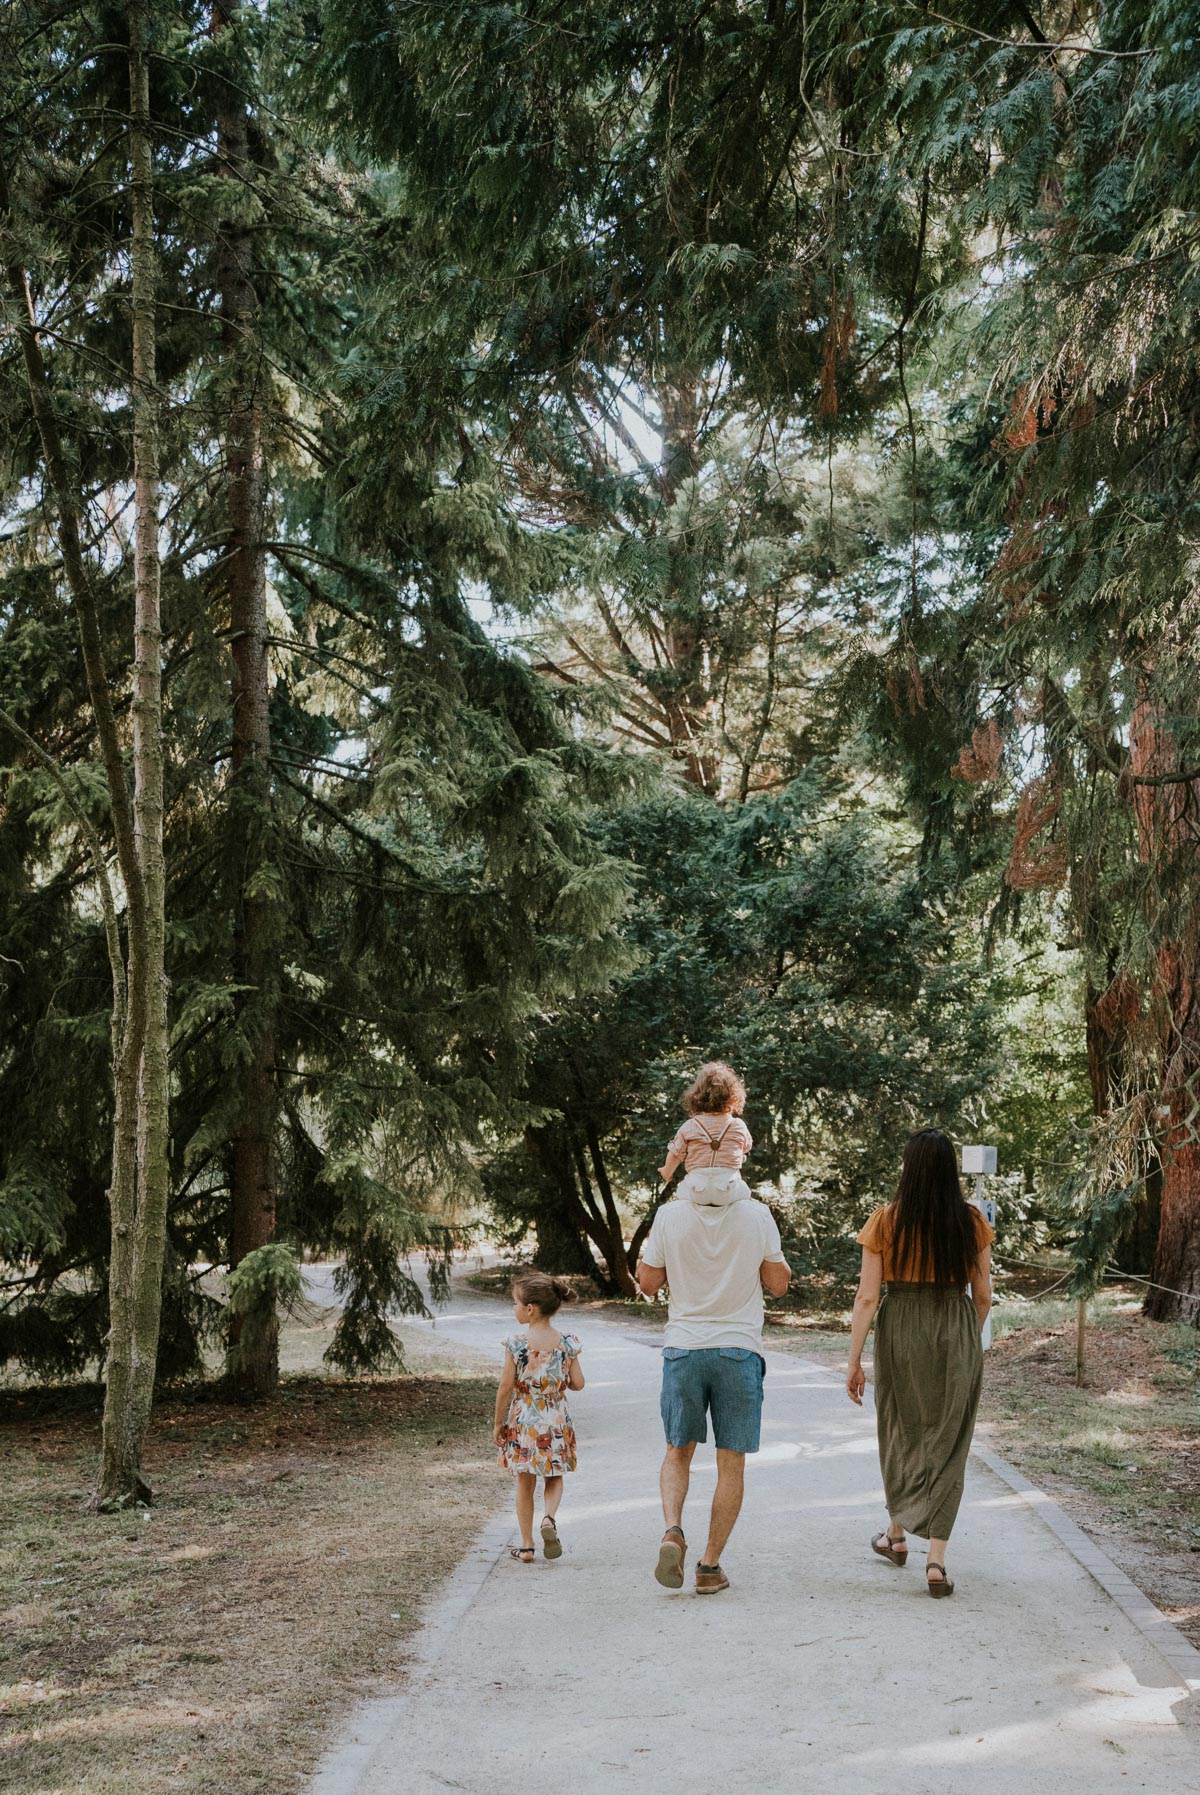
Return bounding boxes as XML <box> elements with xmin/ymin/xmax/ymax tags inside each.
<box><xmin>638</xmin><ymin>1159</ymin><xmax>790</xmax><ymax>1594</ymax></box>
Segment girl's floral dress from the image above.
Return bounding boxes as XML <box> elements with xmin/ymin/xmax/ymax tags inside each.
<box><xmin>497</xmin><ymin>1334</ymin><xmax>581</xmax><ymax>1475</ymax></box>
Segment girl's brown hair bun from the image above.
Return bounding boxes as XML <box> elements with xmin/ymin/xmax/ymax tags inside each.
<box><xmin>511</xmin><ymin>1269</ymin><xmax>576</xmax><ymax>1316</ymax></box>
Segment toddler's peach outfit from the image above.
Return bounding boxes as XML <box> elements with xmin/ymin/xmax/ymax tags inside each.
<box><xmin>662</xmin><ymin>1113</ymin><xmax>753</xmax><ymax>1203</ymax></box>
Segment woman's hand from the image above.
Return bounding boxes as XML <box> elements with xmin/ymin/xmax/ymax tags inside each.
<box><xmin>846</xmin><ymin>1360</ymin><xmax>866</xmax><ymax>1406</ymax></box>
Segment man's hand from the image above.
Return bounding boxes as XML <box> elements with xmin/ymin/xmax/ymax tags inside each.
<box><xmin>638</xmin><ymin>1259</ymin><xmax>667</xmax><ymax>1298</ymax></box>
<box><xmin>846</xmin><ymin>1360</ymin><xmax>866</xmax><ymax>1406</ymax></box>
<box><xmin>760</xmin><ymin>1257</ymin><xmax>791</xmax><ymax>1298</ymax></box>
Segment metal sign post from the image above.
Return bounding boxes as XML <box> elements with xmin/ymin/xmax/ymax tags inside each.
<box><xmin>961</xmin><ymin>1144</ymin><xmax>997</xmax><ymax>1350</ymax></box>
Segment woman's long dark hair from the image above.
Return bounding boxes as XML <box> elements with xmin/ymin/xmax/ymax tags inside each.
<box><xmin>889</xmin><ymin>1129</ymin><xmax>979</xmax><ymax>1287</ymax></box>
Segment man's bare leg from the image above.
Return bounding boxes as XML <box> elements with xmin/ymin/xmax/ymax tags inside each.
<box><xmin>660</xmin><ymin>1440</ymin><xmax>696</xmax><ymax>1530</ymax></box>
<box><xmin>655</xmin><ymin>1442</ymin><xmax>696</xmax><ymax>1588</ymax></box>
<box><xmin>702</xmin><ymin>1448</ymin><xmax>745</xmax><ymax>1566</ymax></box>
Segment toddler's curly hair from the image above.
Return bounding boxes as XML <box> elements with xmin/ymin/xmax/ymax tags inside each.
<box><xmin>682</xmin><ymin>1061</ymin><xmax>746</xmax><ymax>1116</ymax></box>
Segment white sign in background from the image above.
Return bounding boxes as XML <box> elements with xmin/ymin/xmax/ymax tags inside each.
<box><xmin>963</xmin><ymin>1145</ymin><xmax>997</xmax><ymax>1350</ymax></box>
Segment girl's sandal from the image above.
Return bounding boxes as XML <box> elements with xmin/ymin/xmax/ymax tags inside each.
<box><xmin>510</xmin><ymin>1545</ymin><xmax>535</xmax><ymax>1563</ymax></box>
<box><xmin>540</xmin><ymin>1516</ymin><xmax>563</xmax><ymax>1560</ymax></box>
<box><xmin>871</xmin><ymin>1530</ymin><xmax>908</xmax><ymax>1567</ymax></box>
<box><xmin>926</xmin><ymin>1562</ymin><xmax>955</xmax><ymax>1598</ymax></box>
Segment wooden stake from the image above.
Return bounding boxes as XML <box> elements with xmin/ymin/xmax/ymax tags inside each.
<box><xmin>1075</xmin><ymin>1297</ymin><xmax>1087</xmax><ymax>1387</ymax></box>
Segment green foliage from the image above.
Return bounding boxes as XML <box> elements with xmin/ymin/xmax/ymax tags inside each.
<box><xmin>225</xmin><ymin>1244</ymin><xmax>304</xmax><ymax>1377</ymax></box>
<box><xmin>8</xmin><ymin>0</ymin><xmax>1195</xmax><ymax>1386</ymax></box>
<box><xmin>0</xmin><ymin>0</ymin><xmax>631</xmax><ymax>1378</ymax></box>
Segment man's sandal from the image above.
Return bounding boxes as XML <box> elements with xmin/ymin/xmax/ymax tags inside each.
<box><xmin>540</xmin><ymin>1516</ymin><xmax>563</xmax><ymax>1560</ymax></box>
<box><xmin>871</xmin><ymin>1530</ymin><xmax>908</xmax><ymax>1566</ymax></box>
<box><xmin>510</xmin><ymin>1545</ymin><xmax>535</xmax><ymax>1563</ymax></box>
<box><xmin>926</xmin><ymin>1562</ymin><xmax>954</xmax><ymax>1598</ymax></box>
<box><xmin>654</xmin><ymin>1526</ymin><xmax>686</xmax><ymax>1589</ymax></box>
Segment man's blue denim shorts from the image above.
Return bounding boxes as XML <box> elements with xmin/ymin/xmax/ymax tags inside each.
<box><xmin>660</xmin><ymin>1346</ymin><xmax>766</xmax><ymax>1454</ymax></box>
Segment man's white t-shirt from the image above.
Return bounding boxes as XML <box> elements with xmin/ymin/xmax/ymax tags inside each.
<box><xmin>641</xmin><ymin>1183</ymin><xmax>787</xmax><ymax>1354</ymax></box>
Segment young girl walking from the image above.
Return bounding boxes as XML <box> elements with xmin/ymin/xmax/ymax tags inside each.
<box><xmin>494</xmin><ymin>1270</ymin><xmax>585</xmax><ymax>1562</ymax></box>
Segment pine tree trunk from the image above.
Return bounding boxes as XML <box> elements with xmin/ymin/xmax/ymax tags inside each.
<box><xmin>530</xmin><ymin>1132</ymin><xmax>598</xmax><ymax>1278</ymax></box>
<box><xmin>100</xmin><ymin>0</ymin><xmax>172</xmax><ymax>1501</ymax></box>
<box><xmin>213</xmin><ymin>0</ymin><xmax>279</xmax><ymax>1394</ymax></box>
<box><xmin>658</xmin><ymin>376</ymin><xmax>719</xmax><ymax>794</ymax></box>
<box><xmin>1</xmin><ymin>96</ymin><xmax>167</xmax><ymax>1501</ymax></box>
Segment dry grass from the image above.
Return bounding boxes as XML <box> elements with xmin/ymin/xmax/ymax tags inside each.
<box><xmin>0</xmin><ymin>1310</ymin><xmax>500</xmax><ymax>1795</ymax></box>
<box><xmin>976</xmin><ymin>1294</ymin><xmax>1200</xmax><ymax>1648</ymax></box>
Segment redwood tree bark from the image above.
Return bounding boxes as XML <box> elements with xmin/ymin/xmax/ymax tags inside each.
<box><xmin>1131</xmin><ymin>702</ymin><xmax>1200</xmax><ymax>1325</ymax></box>
<box><xmin>213</xmin><ymin>0</ymin><xmax>279</xmax><ymax>1393</ymax></box>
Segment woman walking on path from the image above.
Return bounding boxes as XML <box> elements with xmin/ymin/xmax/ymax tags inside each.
<box><xmin>494</xmin><ymin>1271</ymin><xmax>585</xmax><ymax>1563</ymax></box>
<box><xmin>846</xmin><ymin>1128</ymin><xmax>993</xmax><ymax>1598</ymax></box>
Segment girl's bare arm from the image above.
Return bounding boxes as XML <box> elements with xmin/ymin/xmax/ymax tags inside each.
<box><xmin>567</xmin><ymin>1355</ymin><xmax>585</xmax><ymax>1390</ymax></box>
<box><xmin>493</xmin><ymin>1348</ymin><xmax>516</xmax><ymax>1442</ymax></box>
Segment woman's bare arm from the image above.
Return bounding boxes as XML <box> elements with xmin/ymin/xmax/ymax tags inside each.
<box><xmin>971</xmin><ymin>1243</ymin><xmax>992</xmax><ymax>1330</ymax></box>
<box><xmin>846</xmin><ymin>1247</ymin><xmax>884</xmax><ymax>1404</ymax></box>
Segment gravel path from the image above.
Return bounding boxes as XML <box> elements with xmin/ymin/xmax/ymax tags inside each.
<box><xmin>306</xmin><ymin>1268</ymin><xmax>1199</xmax><ymax>1795</ymax></box>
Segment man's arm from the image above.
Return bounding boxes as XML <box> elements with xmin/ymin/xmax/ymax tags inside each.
<box><xmin>638</xmin><ymin>1258</ymin><xmax>667</xmax><ymax>1297</ymax></box>
<box><xmin>760</xmin><ymin>1257</ymin><xmax>790</xmax><ymax>1298</ymax></box>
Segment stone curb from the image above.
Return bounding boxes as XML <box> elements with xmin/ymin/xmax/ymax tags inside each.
<box><xmin>970</xmin><ymin>1441</ymin><xmax>1200</xmax><ymax>1696</ymax></box>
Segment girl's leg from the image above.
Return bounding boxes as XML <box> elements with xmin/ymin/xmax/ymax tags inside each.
<box><xmin>515</xmin><ymin>1473</ymin><xmax>536</xmax><ymax>1548</ymax></box>
<box><xmin>542</xmin><ymin>1475</ymin><xmax>564</xmax><ymax>1522</ymax></box>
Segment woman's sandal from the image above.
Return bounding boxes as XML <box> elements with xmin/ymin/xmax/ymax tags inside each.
<box><xmin>540</xmin><ymin>1516</ymin><xmax>563</xmax><ymax>1560</ymax></box>
<box><xmin>510</xmin><ymin>1545</ymin><xmax>535</xmax><ymax>1563</ymax></box>
<box><xmin>871</xmin><ymin>1530</ymin><xmax>908</xmax><ymax>1567</ymax></box>
<box><xmin>926</xmin><ymin>1561</ymin><xmax>955</xmax><ymax>1598</ymax></box>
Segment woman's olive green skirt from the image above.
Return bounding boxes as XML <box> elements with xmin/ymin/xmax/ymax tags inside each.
<box><xmin>873</xmin><ymin>1282</ymin><xmax>983</xmax><ymax>1540</ymax></box>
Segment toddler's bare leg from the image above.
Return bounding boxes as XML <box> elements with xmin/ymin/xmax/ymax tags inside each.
<box><xmin>542</xmin><ymin>1474</ymin><xmax>564</xmax><ymax>1520</ymax></box>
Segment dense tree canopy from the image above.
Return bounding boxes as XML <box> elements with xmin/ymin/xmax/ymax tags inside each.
<box><xmin>1</xmin><ymin>0</ymin><xmax>1198</xmax><ymax>1480</ymax></box>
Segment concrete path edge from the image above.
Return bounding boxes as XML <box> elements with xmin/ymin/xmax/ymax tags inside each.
<box><xmin>970</xmin><ymin>1439</ymin><xmax>1200</xmax><ymax>1696</ymax></box>
<box><xmin>306</xmin><ymin>1498</ymin><xmax>517</xmax><ymax>1795</ymax></box>
<box><xmin>306</xmin><ymin>1340</ymin><xmax>1200</xmax><ymax>1795</ymax></box>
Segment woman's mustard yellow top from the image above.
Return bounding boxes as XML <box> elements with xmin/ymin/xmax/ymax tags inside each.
<box><xmin>855</xmin><ymin>1203</ymin><xmax>994</xmax><ymax>1284</ymax></box>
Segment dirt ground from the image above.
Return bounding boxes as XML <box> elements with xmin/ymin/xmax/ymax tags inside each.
<box><xmin>975</xmin><ymin>1298</ymin><xmax>1200</xmax><ymax>1650</ymax></box>
<box><xmin>0</xmin><ymin>1313</ymin><xmax>500</xmax><ymax>1795</ymax></box>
